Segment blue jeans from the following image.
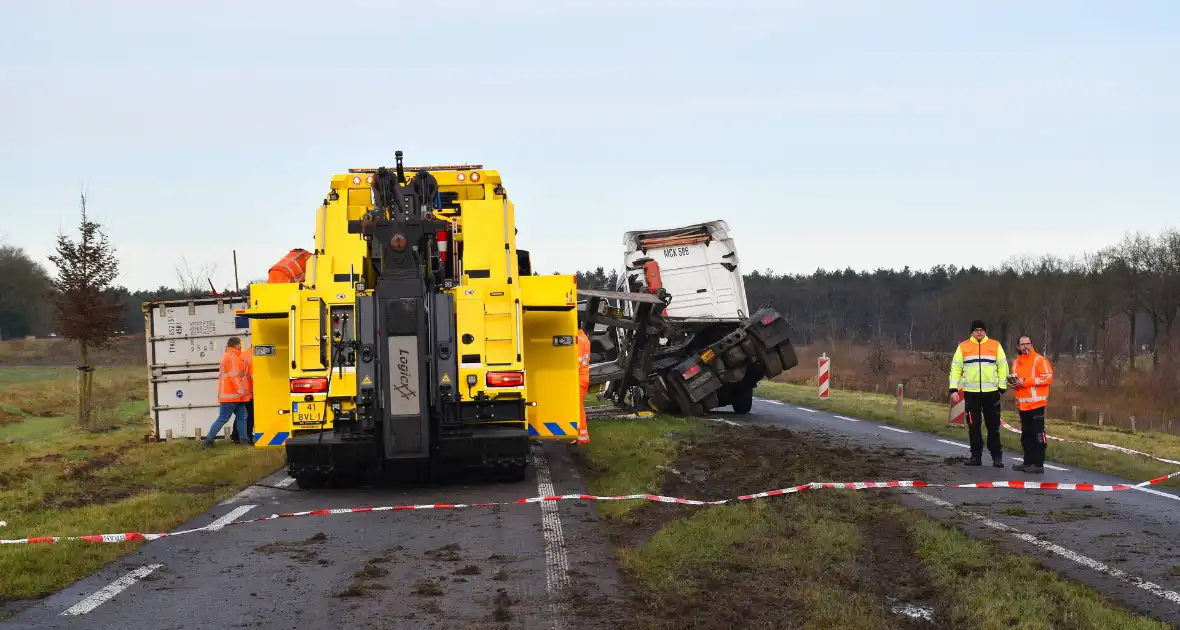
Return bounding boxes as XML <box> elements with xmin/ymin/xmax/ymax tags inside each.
<box><xmin>205</xmin><ymin>402</ymin><xmax>248</xmax><ymax>443</ymax></box>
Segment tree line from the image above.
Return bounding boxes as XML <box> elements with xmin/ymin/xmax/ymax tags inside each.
<box><xmin>0</xmin><ymin>244</ymin><xmax>203</xmax><ymax>341</ymax></box>
<box><xmin>7</xmin><ymin>217</ymin><xmax>1179</xmax><ymax>379</ymax></box>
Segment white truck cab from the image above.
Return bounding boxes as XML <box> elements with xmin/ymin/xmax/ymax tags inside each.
<box><xmin>617</xmin><ymin>220</ymin><xmax>750</xmax><ymax>321</ymax></box>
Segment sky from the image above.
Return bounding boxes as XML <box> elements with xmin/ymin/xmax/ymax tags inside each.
<box><xmin>0</xmin><ymin>0</ymin><xmax>1177</xmax><ymax>291</ymax></box>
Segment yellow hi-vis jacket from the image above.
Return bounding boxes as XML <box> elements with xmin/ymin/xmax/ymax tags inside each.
<box><xmin>949</xmin><ymin>336</ymin><xmax>1009</xmax><ymax>393</ymax></box>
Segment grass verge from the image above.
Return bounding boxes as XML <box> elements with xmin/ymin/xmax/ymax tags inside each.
<box><xmin>576</xmin><ymin>416</ymin><xmax>1169</xmax><ymax>629</ymax></box>
<box><xmin>0</xmin><ymin>366</ymin><xmax>285</xmax><ymax>604</ymax></box>
<box><xmin>758</xmin><ymin>380</ymin><xmax>1180</xmax><ymax>490</ymax></box>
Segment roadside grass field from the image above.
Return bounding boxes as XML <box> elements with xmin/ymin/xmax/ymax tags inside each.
<box><xmin>576</xmin><ymin>415</ymin><xmax>1169</xmax><ymax>629</ymax></box>
<box><xmin>0</xmin><ymin>366</ymin><xmax>284</xmax><ymax>605</ymax></box>
<box><xmin>758</xmin><ymin>381</ymin><xmax>1180</xmax><ymax>491</ymax></box>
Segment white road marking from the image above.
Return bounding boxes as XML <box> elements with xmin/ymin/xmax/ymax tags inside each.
<box><xmin>907</xmin><ymin>490</ymin><xmax>1180</xmax><ymax>605</ymax></box>
<box><xmin>531</xmin><ymin>443</ymin><xmax>570</xmax><ymax>627</ymax></box>
<box><xmin>1009</xmin><ymin>456</ymin><xmax>1070</xmax><ymax>472</ymax></box>
<box><xmin>707</xmin><ymin>418</ymin><xmax>742</xmax><ymax>427</ymax></box>
<box><xmin>761</xmin><ymin>398</ymin><xmax>1175</xmax><ymax>502</ymax></box>
<box><xmin>796</xmin><ymin>407</ymin><xmax>819</xmax><ymax>413</ymax></box>
<box><xmin>205</xmin><ymin>505</ymin><xmax>256</xmax><ymax>531</ymax></box>
<box><xmin>62</xmin><ymin>564</ymin><xmax>164</xmax><ymax>616</ymax></box>
<box><xmin>275</xmin><ymin>476</ymin><xmax>297</xmax><ymax>488</ymax></box>
<box><xmin>760</xmin><ymin>399</ymin><xmax>785</xmax><ymax>405</ymax></box>
<box><xmin>1131</xmin><ymin>486</ymin><xmax>1180</xmax><ymax>502</ymax></box>
<box><xmin>938</xmin><ymin>439</ymin><xmax>1069</xmax><ymax>471</ymax></box>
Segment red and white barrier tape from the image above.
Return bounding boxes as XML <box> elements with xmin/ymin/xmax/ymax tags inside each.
<box><xmin>5</xmin><ymin>469</ymin><xmax>1179</xmax><ymax>545</ymax></box>
<box><xmin>998</xmin><ymin>420</ymin><xmax>1180</xmax><ymax>466</ymax></box>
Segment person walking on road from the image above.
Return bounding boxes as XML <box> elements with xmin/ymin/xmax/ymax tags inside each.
<box><xmin>949</xmin><ymin>320</ymin><xmax>1010</xmax><ymax>468</ymax></box>
<box><xmin>204</xmin><ymin>337</ymin><xmax>250</xmax><ymax>449</ymax></box>
<box><xmin>1010</xmin><ymin>335</ymin><xmax>1054</xmax><ymax>474</ymax></box>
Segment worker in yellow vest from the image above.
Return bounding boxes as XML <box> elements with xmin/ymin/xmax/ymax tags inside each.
<box><xmin>949</xmin><ymin>320</ymin><xmax>1009</xmax><ymax>468</ymax></box>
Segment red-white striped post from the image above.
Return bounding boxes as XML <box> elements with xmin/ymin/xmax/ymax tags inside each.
<box><xmin>817</xmin><ymin>353</ymin><xmax>830</xmax><ymax>399</ymax></box>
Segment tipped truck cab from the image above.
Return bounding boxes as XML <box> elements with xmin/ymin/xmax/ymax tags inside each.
<box><xmin>588</xmin><ymin>220</ymin><xmax>798</xmax><ymax>415</ymax></box>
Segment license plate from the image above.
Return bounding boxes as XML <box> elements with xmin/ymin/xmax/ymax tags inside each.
<box><xmin>293</xmin><ymin>402</ymin><xmax>324</xmax><ymax>425</ymax></box>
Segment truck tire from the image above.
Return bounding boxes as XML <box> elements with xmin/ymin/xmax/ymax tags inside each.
<box><xmin>731</xmin><ymin>386</ymin><xmax>754</xmax><ymax>414</ymax></box>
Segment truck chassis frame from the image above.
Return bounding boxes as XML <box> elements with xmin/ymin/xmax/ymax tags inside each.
<box><xmin>578</xmin><ymin>288</ymin><xmax>799</xmax><ymax>416</ymax></box>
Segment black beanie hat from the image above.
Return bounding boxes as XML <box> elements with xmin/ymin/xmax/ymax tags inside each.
<box><xmin>971</xmin><ymin>319</ymin><xmax>986</xmax><ymax>332</ymax></box>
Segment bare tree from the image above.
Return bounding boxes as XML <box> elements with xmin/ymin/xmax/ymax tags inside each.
<box><xmin>174</xmin><ymin>257</ymin><xmax>218</xmax><ymax>296</ymax></box>
<box><xmin>46</xmin><ymin>191</ymin><xmax>124</xmax><ymax>429</ymax></box>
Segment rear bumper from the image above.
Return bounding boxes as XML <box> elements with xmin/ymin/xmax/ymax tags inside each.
<box><xmin>438</xmin><ymin>424</ymin><xmax>530</xmax><ymax>466</ymax></box>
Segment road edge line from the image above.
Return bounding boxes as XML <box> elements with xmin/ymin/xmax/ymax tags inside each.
<box><xmin>61</xmin><ymin>564</ymin><xmax>164</xmax><ymax>616</ymax></box>
<box><xmin>531</xmin><ymin>443</ymin><xmax>571</xmax><ymax>628</ymax></box>
<box><xmin>906</xmin><ymin>490</ymin><xmax>1180</xmax><ymax>605</ymax></box>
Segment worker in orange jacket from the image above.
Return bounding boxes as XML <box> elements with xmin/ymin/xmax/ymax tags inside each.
<box><xmin>230</xmin><ymin>345</ymin><xmax>255</xmax><ymax>445</ymax></box>
<box><xmin>572</xmin><ymin>326</ymin><xmax>591</xmax><ymax>445</ymax></box>
<box><xmin>203</xmin><ymin>337</ymin><xmax>250</xmax><ymax>448</ymax></box>
<box><xmin>267</xmin><ymin>248</ymin><xmax>312</xmax><ymax>283</ymax></box>
<box><xmin>1009</xmin><ymin>335</ymin><xmax>1054</xmax><ymax>474</ymax></box>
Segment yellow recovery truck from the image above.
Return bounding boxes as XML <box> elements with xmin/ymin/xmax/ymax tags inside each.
<box><xmin>237</xmin><ymin>152</ymin><xmax>581</xmax><ymax>485</ymax></box>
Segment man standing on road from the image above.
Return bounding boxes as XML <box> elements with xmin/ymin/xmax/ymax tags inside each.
<box><xmin>1010</xmin><ymin>335</ymin><xmax>1054</xmax><ymax>474</ymax></box>
<box><xmin>203</xmin><ymin>337</ymin><xmax>249</xmax><ymax>449</ymax></box>
<box><xmin>949</xmin><ymin>320</ymin><xmax>1009</xmax><ymax>468</ymax></box>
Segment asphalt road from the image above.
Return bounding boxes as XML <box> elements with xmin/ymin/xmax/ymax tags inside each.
<box><xmin>8</xmin><ymin>398</ymin><xmax>1180</xmax><ymax>628</ymax></box>
<box><xmin>1</xmin><ymin>442</ymin><xmax>624</xmax><ymax>630</ymax></box>
<box><xmin>740</xmin><ymin>396</ymin><xmax>1180</xmax><ymax>626</ymax></box>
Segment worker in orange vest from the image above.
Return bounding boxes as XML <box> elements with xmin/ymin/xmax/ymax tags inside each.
<box><xmin>572</xmin><ymin>326</ymin><xmax>591</xmax><ymax>445</ymax></box>
<box><xmin>203</xmin><ymin>337</ymin><xmax>250</xmax><ymax>448</ymax></box>
<box><xmin>267</xmin><ymin>248</ymin><xmax>312</xmax><ymax>283</ymax></box>
<box><xmin>230</xmin><ymin>344</ymin><xmax>255</xmax><ymax>445</ymax></box>
<box><xmin>1009</xmin><ymin>334</ymin><xmax>1054</xmax><ymax>474</ymax></box>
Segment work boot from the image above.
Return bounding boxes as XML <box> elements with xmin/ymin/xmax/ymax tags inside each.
<box><xmin>1013</xmin><ymin>463</ymin><xmax>1044</xmax><ymax>474</ymax></box>
<box><xmin>964</xmin><ymin>456</ymin><xmax>982</xmax><ymax>466</ymax></box>
<box><xmin>202</xmin><ymin>439</ymin><xmax>214</xmax><ymax>449</ymax></box>
<box><xmin>992</xmin><ymin>455</ymin><xmax>1004</xmax><ymax>468</ymax></box>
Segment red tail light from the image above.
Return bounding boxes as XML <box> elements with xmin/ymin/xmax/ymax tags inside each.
<box><xmin>486</xmin><ymin>371</ymin><xmax>524</xmax><ymax>387</ymax></box>
<box><xmin>681</xmin><ymin>364</ymin><xmax>701</xmax><ymax>379</ymax></box>
<box><xmin>290</xmin><ymin>377</ymin><xmax>328</xmax><ymax>393</ymax></box>
<box><xmin>761</xmin><ymin>314</ymin><xmax>775</xmax><ymax>326</ymax></box>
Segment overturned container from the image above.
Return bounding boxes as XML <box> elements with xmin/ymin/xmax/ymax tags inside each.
<box><xmin>142</xmin><ymin>296</ymin><xmax>251</xmax><ymax>440</ymax></box>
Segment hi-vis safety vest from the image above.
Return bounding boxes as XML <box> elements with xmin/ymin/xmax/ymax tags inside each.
<box><xmin>949</xmin><ymin>336</ymin><xmax>1009</xmax><ymax>393</ymax></box>
<box><xmin>217</xmin><ymin>347</ymin><xmax>249</xmax><ymax>404</ymax></box>
<box><xmin>241</xmin><ymin>347</ymin><xmax>254</xmax><ymax>401</ymax></box>
<box><xmin>267</xmin><ymin>249</ymin><xmax>311</xmax><ymax>284</ymax></box>
<box><xmin>576</xmin><ymin>329</ymin><xmax>591</xmax><ymax>384</ymax></box>
<box><xmin>1012</xmin><ymin>350</ymin><xmax>1053</xmax><ymax>411</ymax></box>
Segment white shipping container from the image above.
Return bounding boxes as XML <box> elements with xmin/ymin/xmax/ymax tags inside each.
<box><xmin>147</xmin><ymin>370</ymin><xmax>236</xmax><ymax>440</ymax></box>
<box><xmin>143</xmin><ymin>296</ymin><xmax>252</xmax><ymax>372</ymax></box>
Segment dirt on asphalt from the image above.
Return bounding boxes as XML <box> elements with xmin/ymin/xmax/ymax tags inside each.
<box><xmin>592</xmin><ymin>423</ymin><xmax>956</xmax><ymax>629</ymax></box>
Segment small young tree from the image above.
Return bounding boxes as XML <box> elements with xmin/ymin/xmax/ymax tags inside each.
<box><xmin>47</xmin><ymin>191</ymin><xmax>124</xmax><ymax>428</ymax></box>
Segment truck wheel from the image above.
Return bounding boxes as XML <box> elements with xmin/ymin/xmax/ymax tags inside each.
<box><xmin>731</xmin><ymin>386</ymin><xmax>754</xmax><ymax>414</ymax></box>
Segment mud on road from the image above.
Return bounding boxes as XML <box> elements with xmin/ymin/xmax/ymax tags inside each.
<box><xmin>581</xmin><ymin>420</ymin><xmax>1164</xmax><ymax>629</ymax></box>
